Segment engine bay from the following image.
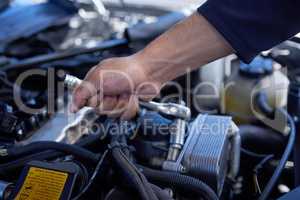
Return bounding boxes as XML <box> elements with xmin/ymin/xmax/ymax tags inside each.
<box><xmin>0</xmin><ymin>1</ymin><xmax>300</xmax><ymax>200</ymax></box>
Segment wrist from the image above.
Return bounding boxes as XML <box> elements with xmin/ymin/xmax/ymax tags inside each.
<box><xmin>130</xmin><ymin>52</ymin><xmax>163</xmax><ymax>85</ymax></box>
<box><xmin>132</xmin><ymin>50</ymin><xmax>176</xmax><ymax>86</ymax></box>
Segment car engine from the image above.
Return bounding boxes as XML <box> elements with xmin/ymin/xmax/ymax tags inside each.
<box><xmin>0</xmin><ymin>1</ymin><xmax>299</xmax><ymax>200</ymax></box>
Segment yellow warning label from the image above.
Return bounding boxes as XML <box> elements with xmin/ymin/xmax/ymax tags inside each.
<box><xmin>15</xmin><ymin>167</ymin><xmax>68</xmax><ymax>200</ymax></box>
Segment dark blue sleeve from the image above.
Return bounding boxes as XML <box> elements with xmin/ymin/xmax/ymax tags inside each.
<box><xmin>198</xmin><ymin>0</ymin><xmax>300</xmax><ymax>63</ymax></box>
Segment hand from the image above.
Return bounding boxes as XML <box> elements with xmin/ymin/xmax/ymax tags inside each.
<box><xmin>71</xmin><ymin>55</ymin><xmax>162</xmax><ymax>120</ymax></box>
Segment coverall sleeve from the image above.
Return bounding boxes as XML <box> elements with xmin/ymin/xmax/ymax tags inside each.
<box><xmin>198</xmin><ymin>0</ymin><xmax>300</xmax><ymax>63</ymax></box>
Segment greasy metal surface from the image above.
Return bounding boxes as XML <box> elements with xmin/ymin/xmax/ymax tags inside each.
<box><xmin>21</xmin><ymin>106</ymin><xmax>98</xmax><ymax>145</ymax></box>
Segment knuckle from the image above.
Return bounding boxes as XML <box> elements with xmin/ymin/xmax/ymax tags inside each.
<box><xmin>99</xmin><ymin>58</ymin><xmax>114</xmax><ymax>66</ymax></box>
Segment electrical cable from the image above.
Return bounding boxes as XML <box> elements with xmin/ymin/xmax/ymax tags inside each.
<box><xmin>241</xmin><ymin>148</ymin><xmax>271</xmax><ymax>159</ymax></box>
<box><xmin>254</xmin><ymin>155</ymin><xmax>275</xmax><ymax>175</ymax></box>
<box><xmin>253</xmin><ymin>154</ymin><xmax>274</xmax><ymax>194</ymax></box>
<box><xmin>254</xmin><ymin>174</ymin><xmax>262</xmax><ymax>194</ymax></box>
<box><xmin>258</xmin><ymin>108</ymin><xmax>296</xmax><ymax>200</ymax></box>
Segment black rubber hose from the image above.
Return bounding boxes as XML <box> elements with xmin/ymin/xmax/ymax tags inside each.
<box><xmin>0</xmin><ymin>133</ymin><xmax>101</xmax><ymax>164</ymax></box>
<box><xmin>239</xmin><ymin>125</ymin><xmax>285</xmax><ymax>155</ymax></box>
<box><xmin>0</xmin><ymin>150</ymin><xmax>63</xmax><ymax>175</ymax></box>
<box><xmin>112</xmin><ymin>147</ymin><xmax>159</xmax><ymax>200</ymax></box>
<box><xmin>0</xmin><ymin>134</ymin><xmax>103</xmax><ymax>176</ymax></box>
<box><xmin>258</xmin><ymin>108</ymin><xmax>296</xmax><ymax>200</ymax></box>
<box><xmin>2</xmin><ymin>141</ymin><xmax>99</xmax><ymax>164</ymax></box>
<box><xmin>150</xmin><ymin>183</ymin><xmax>174</xmax><ymax>200</ymax></box>
<box><xmin>138</xmin><ymin>165</ymin><xmax>218</xmax><ymax>200</ymax></box>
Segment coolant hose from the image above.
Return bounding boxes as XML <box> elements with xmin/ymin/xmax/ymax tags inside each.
<box><xmin>112</xmin><ymin>147</ymin><xmax>159</xmax><ymax>200</ymax></box>
<box><xmin>0</xmin><ymin>134</ymin><xmax>102</xmax><ymax>175</ymax></box>
<box><xmin>1</xmin><ymin>141</ymin><xmax>99</xmax><ymax>164</ymax></box>
<box><xmin>239</xmin><ymin>125</ymin><xmax>285</xmax><ymax>155</ymax></box>
<box><xmin>138</xmin><ymin>165</ymin><xmax>218</xmax><ymax>200</ymax></box>
<box><xmin>255</xmin><ymin>91</ymin><xmax>275</xmax><ymax>118</ymax></box>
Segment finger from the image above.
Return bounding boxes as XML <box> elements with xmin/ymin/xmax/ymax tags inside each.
<box><xmin>107</xmin><ymin>95</ymin><xmax>129</xmax><ymax>118</ymax></box>
<box><xmin>100</xmin><ymin>70</ymin><xmax>135</xmax><ymax>96</ymax></box>
<box><xmin>86</xmin><ymin>94</ymin><xmax>100</xmax><ymax>108</ymax></box>
<box><xmin>136</xmin><ymin>81</ymin><xmax>161</xmax><ymax>101</ymax></box>
<box><xmin>97</xmin><ymin>96</ymin><xmax>118</xmax><ymax>115</ymax></box>
<box><xmin>71</xmin><ymin>81</ymin><xmax>97</xmax><ymax>112</ymax></box>
<box><xmin>120</xmin><ymin>95</ymin><xmax>139</xmax><ymax>120</ymax></box>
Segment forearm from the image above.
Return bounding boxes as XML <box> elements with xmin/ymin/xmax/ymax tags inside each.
<box><xmin>134</xmin><ymin>12</ymin><xmax>234</xmax><ymax>83</ymax></box>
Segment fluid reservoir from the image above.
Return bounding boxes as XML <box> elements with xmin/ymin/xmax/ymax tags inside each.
<box><xmin>221</xmin><ymin>56</ymin><xmax>289</xmax><ymax>124</ymax></box>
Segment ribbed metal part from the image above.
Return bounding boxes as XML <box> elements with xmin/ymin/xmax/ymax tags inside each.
<box><xmin>182</xmin><ymin>115</ymin><xmax>232</xmax><ymax>195</ymax></box>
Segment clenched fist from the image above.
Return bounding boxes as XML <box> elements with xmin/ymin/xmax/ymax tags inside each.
<box><xmin>71</xmin><ymin>55</ymin><xmax>162</xmax><ymax>120</ymax></box>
